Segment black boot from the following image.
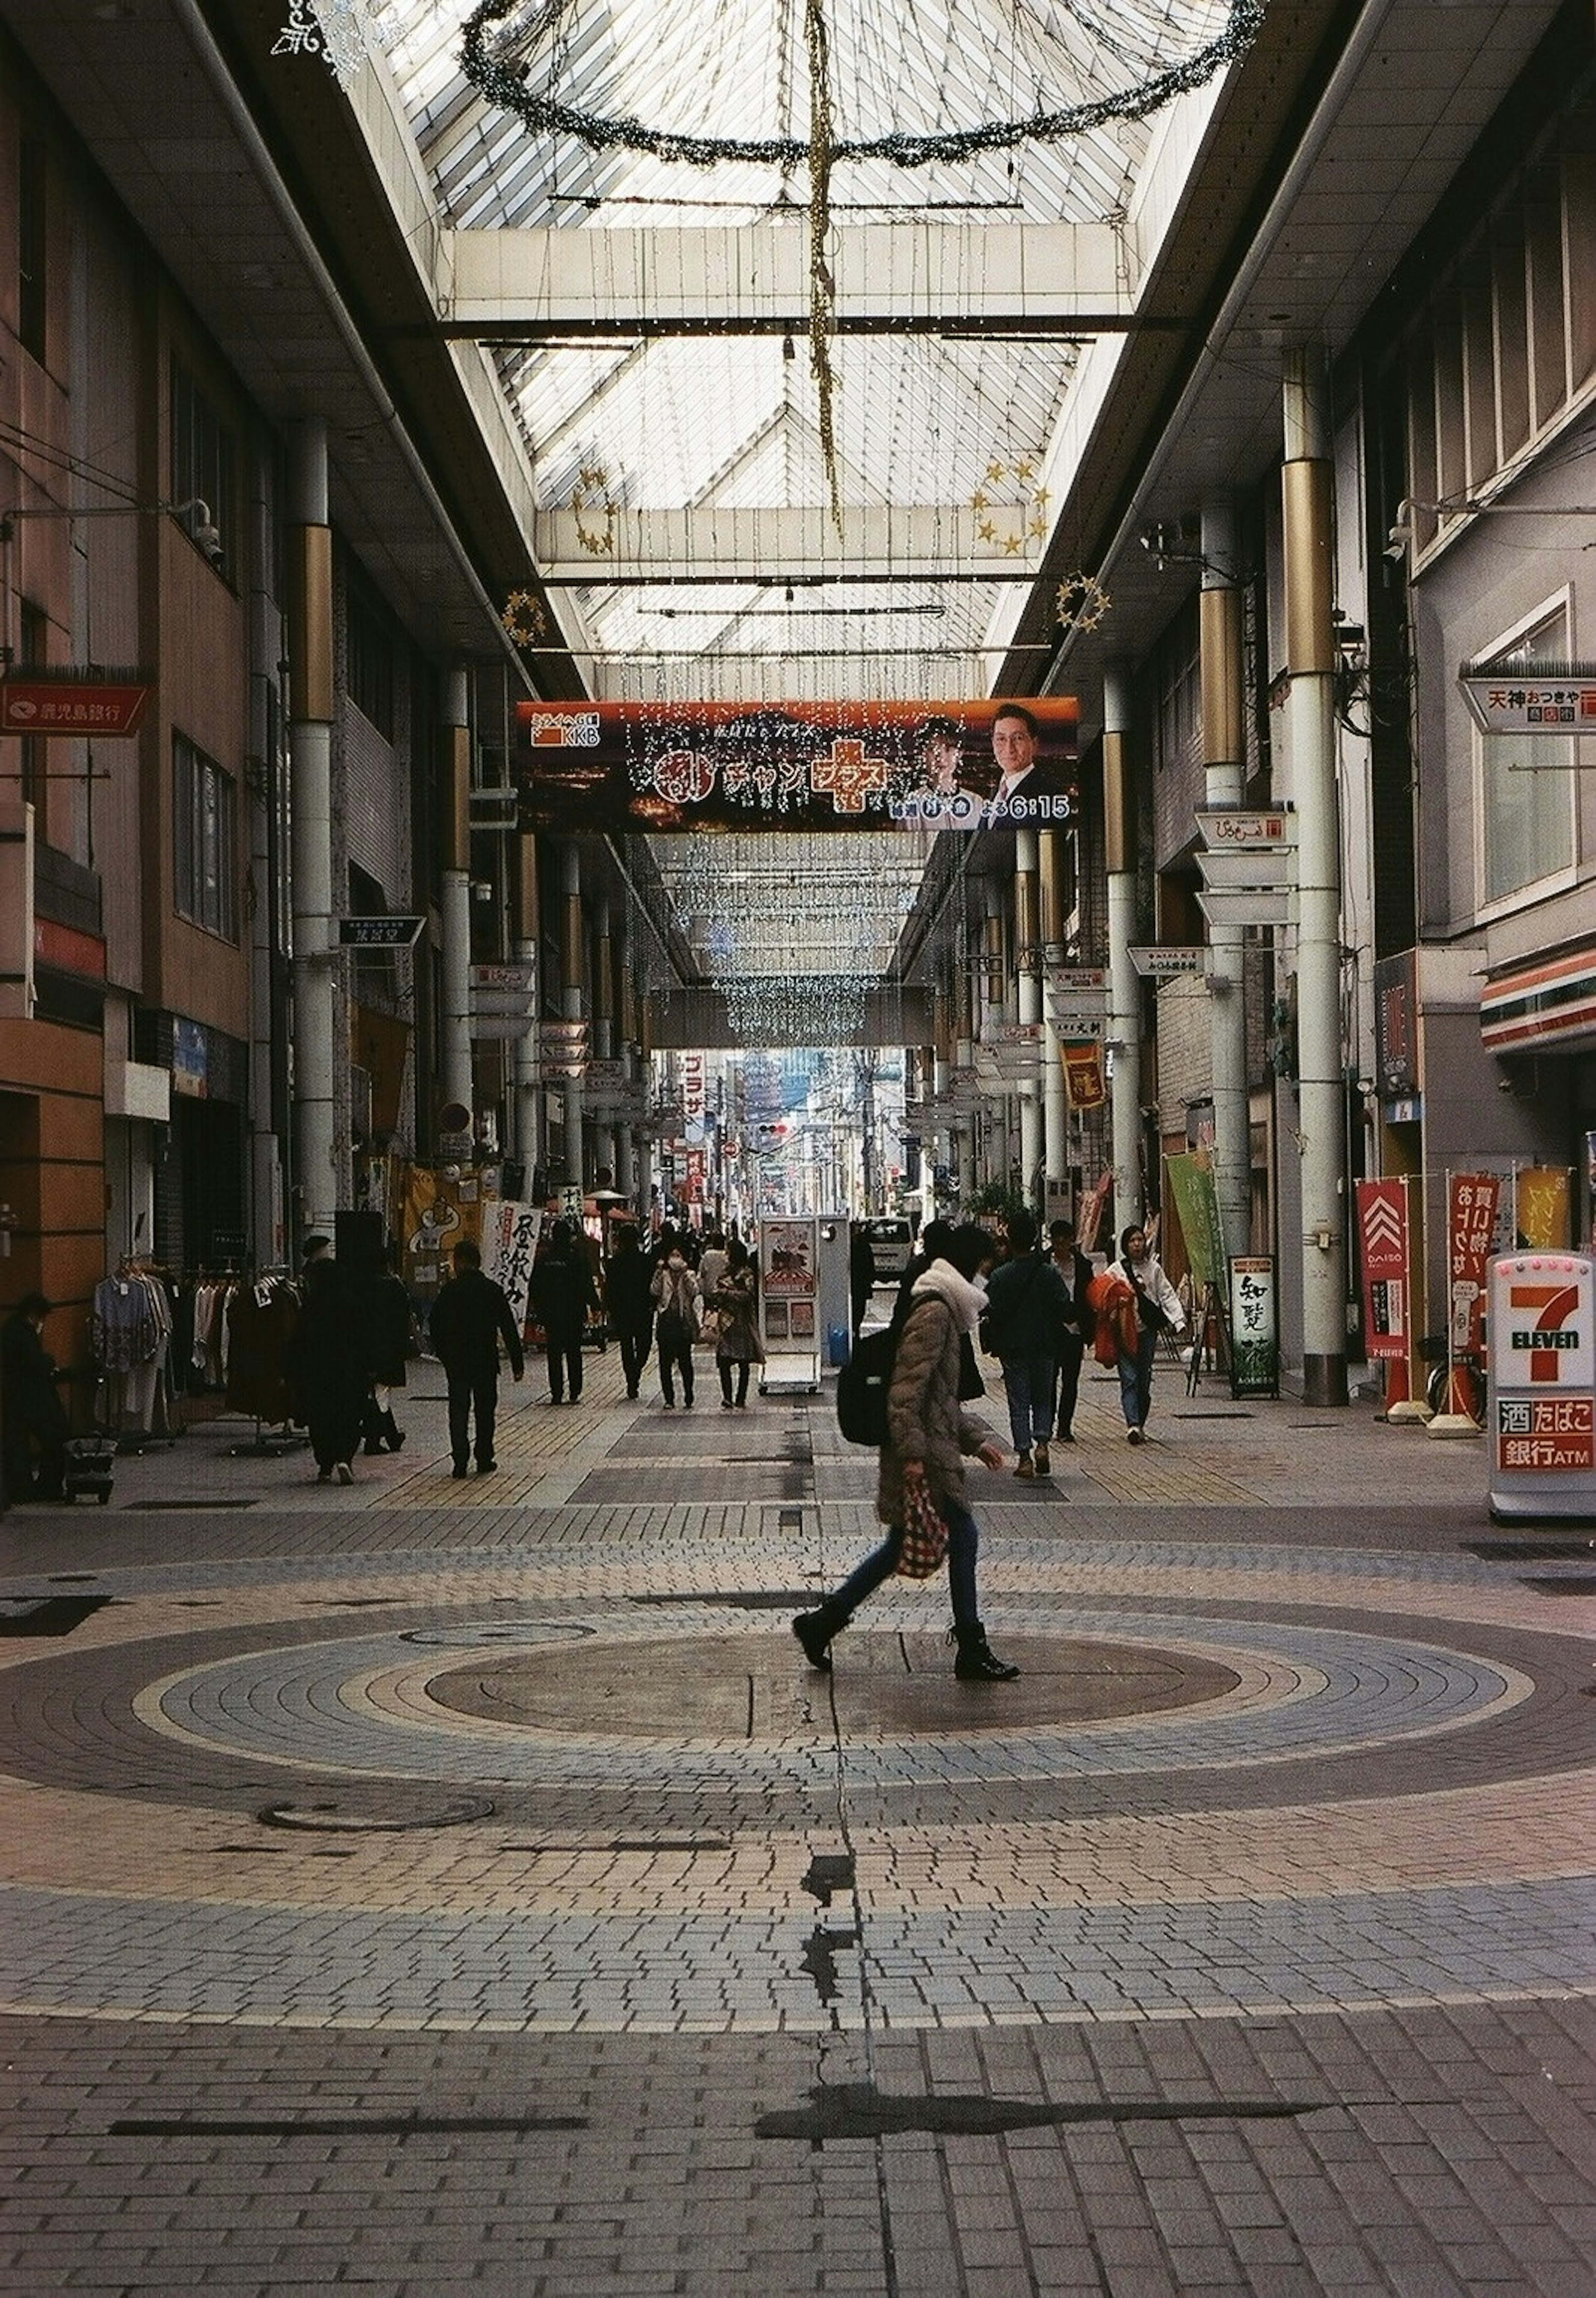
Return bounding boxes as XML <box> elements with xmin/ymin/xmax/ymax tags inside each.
<box><xmin>952</xmin><ymin>1620</ymin><xmax>1020</xmax><ymax>1682</ymax></box>
<box><xmin>792</xmin><ymin>1603</ymin><xmax>847</xmax><ymax>1672</ymax></box>
<box><xmin>383</xmin><ymin>1412</ymin><xmax>405</xmax><ymax>1451</ymax></box>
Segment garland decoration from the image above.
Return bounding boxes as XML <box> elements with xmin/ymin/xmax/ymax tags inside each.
<box><xmin>972</xmin><ymin>458</ymin><xmax>1050</xmax><ymax>556</ymax></box>
<box><xmin>1055</xmin><ymin>571</ymin><xmax>1111</xmax><ymax>633</ymax></box>
<box><xmin>570</xmin><ymin>464</ymin><xmax>616</xmax><ymax>555</ymax></box>
<box><xmin>502</xmin><ymin>589</ymin><xmax>548</xmax><ymax>645</ymax></box>
<box><xmin>456</xmin><ymin>0</ymin><xmax>1266</xmax><ymax>527</ymax></box>
<box><xmin>457</xmin><ymin>0</ymin><xmax>1264</xmax><ymax>174</ymax></box>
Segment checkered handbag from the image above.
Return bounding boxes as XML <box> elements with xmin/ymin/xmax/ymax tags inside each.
<box><xmin>895</xmin><ymin>1480</ymin><xmax>949</xmax><ymax>1579</ymax></box>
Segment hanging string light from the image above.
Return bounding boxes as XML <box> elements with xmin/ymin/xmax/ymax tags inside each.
<box><xmin>454</xmin><ymin>0</ymin><xmax>1266</xmax><ymax>518</ymax></box>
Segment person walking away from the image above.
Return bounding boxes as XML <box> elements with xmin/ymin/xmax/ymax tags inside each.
<box><xmin>1103</xmin><ymin>1225</ymin><xmax>1185</xmax><ymax>1443</ymax></box>
<box><xmin>982</xmin><ymin>1209</ymin><xmax>1071</xmax><ymax>1479</ymax></box>
<box><xmin>291</xmin><ymin>1258</ymin><xmax>370</xmax><ymax>1485</ymax></box>
<box><xmin>696</xmin><ymin>1228</ymin><xmax>729</xmax><ymax>1305</ymax></box>
<box><xmin>603</xmin><ymin>1225</ymin><xmax>655</xmax><ymax>1401</ymax></box>
<box><xmin>1047</xmin><ymin>1218</ymin><xmax>1096</xmax><ymax>1445</ymax></box>
<box><xmin>530</xmin><ymin>1218</ymin><xmax>598</xmax><ymax>1405</ymax></box>
<box><xmin>1</xmin><ymin>1292</ymin><xmax>70</xmax><ymax>1502</ymax></box>
<box><xmin>429</xmin><ymin>1238</ymin><xmax>525</xmax><ymax>1475</ymax></box>
<box><xmin>710</xmin><ymin>1236</ymin><xmax>764</xmax><ymax>1408</ymax></box>
<box><xmin>360</xmin><ymin>1244</ymin><xmax>414</xmax><ymax>1454</ymax></box>
<box><xmin>848</xmin><ymin>1222</ymin><xmax>876</xmax><ymax>1338</ymax></box>
<box><xmin>650</xmin><ymin>1242</ymin><xmax>701</xmax><ymax>1409</ymax></box>
<box><xmin>792</xmin><ymin>1222</ymin><xmax>1019</xmax><ymax>1682</ymax></box>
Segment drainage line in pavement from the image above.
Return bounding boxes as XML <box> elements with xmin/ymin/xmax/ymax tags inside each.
<box><xmin>110</xmin><ymin>2113</ymin><xmax>588</xmax><ymax>2138</ymax></box>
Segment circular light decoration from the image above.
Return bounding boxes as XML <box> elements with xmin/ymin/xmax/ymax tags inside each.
<box><xmin>458</xmin><ymin>0</ymin><xmax>1266</xmax><ymax>527</ymax></box>
<box><xmin>1056</xmin><ymin>571</ymin><xmax>1112</xmax><ymax>634</ymax></box>
<box><xmin>571</xmin><ymin>464</ymin><xmax>616</xmax><ymax>556</ymax></box>
<box><xmin>502</xmin><ymin>589</ymin><xmax>547</xmax><ymax>645</ymax></box>
<box><xmin>973</xmin><ymin>458</ymin><xmax>1051</xmax><ymax>557</ymax></box>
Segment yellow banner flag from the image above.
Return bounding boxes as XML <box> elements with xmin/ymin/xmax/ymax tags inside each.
<box><xmin>1516</xmin><ymin>1167</ymin><xmax>1570</xmax><ymax>1249</ymax></box>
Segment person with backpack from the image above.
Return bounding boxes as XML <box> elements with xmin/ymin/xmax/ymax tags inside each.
<box><xmin>650</xmin><ymin>1240</ymin><xmax>701</xmax><ymax>1409</ymax></box>
<box><xmin>981</xmin><ymin>1208</ymin><xmax>1071</xmax><ymax>1479</ymax></box>
<box><xmin>793</xmin><ymin>1222</ymin><xmax>1020</xmax><ymax>1683</ymax></box>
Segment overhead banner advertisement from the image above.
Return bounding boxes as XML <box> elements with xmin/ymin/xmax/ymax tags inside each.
<box><xmin>515</xmin><ymin>698</ymin><xmax>1079</xmax><ymax>833</ymax></box>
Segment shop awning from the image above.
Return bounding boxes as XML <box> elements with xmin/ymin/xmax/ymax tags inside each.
<box><xmin>1480</xmin><ymin>945</ymin><xmax>1596</xmax><ymax>1055</ymax></box>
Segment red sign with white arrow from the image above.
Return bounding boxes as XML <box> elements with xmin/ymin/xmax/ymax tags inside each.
<box><xmin>1356</xmin><ymin>1178</ymin><xmax>1412</xmax><ymax>1362</ymax></box>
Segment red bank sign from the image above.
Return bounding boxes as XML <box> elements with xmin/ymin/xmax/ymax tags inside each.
<box><xmin>0</xmin><ymin>678</ymin><xmax>152</xmax><ymax>736</ymax></box>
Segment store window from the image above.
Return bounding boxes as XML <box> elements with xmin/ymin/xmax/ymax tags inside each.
<box><xmin>170</xmin><ymin>358</ymin><xmax>236</xmax><ymax>583</ymax></box>
<box><xmin>1479</xmin><ymin>603</ymin><xmax>1576</xmax><ymax>907</ymax></box>
<box><xmin>174</xmin><ymin>732</ymin><xmax>238</xmax><ymax>941</ymax></box>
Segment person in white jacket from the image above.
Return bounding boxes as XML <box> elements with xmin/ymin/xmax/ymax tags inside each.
<box><xmin>1104</xmin><ymin>1225</ymin><xmax>1186</xmax><ymax>1444</ymax></box>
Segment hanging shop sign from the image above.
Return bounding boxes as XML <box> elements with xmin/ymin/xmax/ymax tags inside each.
<box><xmin>1355</xmin><ymin>1177</ymin><xmax>1413</xmax><ymax>1362</ymax></box>
<box><xmin>1228</xmin><ymin>1256</ymin><xmax>1279</xmax><ymax>1399</ymax></box>
<box><xmin>1076</xmin><ymin>1172</ymin><xmax>1113</xmax><ymax>1254</ymax></box>
<box><xmin>1128</xmin><ymin>945</ymin><xmax>1206</xmax><ymax>978</ymax></box>
<box><xmin>0</xmin><ymin>674</ymin><xmax>153</xmax><ymax>736</ymax></box>
<box><xmin>1061</xmin><ymin>1040</ymin><xmax>1106</xmax><ymax>1110</ymax></box>
<box><xmin>339</xmin><ymin>916</ymin><xmax>424</xmax><ymax>948</ymax></box>
<box><xmin>515</xmin><ymin>698</ymin><xmax>1078</xmax><ymax>833</ymax></box>
<box><xmin>1447</xmin><ymin>1173</ymin><xmax>1502</xmax><ymax>1355</ymax></box>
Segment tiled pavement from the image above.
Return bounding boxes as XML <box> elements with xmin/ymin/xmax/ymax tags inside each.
<box><xmin>2</xmin><ymin>1341</ymin><xmax>1594</xmax><ymax>2294</ymax></box>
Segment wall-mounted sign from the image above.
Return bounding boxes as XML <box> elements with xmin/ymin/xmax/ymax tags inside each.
<box><xmin>516</xmin><ymin>698</ymin><xmax>1078</xmax><ymax>833</ymax></box>
<box><xmin>1460</xmin><ymin>663</ymin><xmax>1596</xmax><ymax>734</ymax></box>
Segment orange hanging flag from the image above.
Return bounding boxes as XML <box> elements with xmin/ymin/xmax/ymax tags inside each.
<box><xmin>1062</xmin><ymin>1039</ymin><xmax>1106</xmax><ymax>1109</ymax></box>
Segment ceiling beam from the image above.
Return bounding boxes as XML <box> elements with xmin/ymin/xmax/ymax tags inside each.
<box><xmin>439</xmin><ymin>222</ymin><xmax>1141</xmax><ymax>338</ymax></box>
<box><xmin>532</xmin><ymin>502</ymin><xmax>1054</xmax><ymax>584</ymax></box>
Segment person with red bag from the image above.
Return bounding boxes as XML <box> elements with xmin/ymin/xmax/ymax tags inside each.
<box><xmin>792</xmin><ymin>1222</ymin><xmax>1019</xmax><ymax>1682</ymax></box>
<box><xmin>1094</xmin><ymin>1225</ymin><xmax>1185</xmax><ymax>1443</ymax></box>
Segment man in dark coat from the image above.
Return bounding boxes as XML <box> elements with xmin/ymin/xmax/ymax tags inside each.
<box><xmin>290</xmin><ymin>1258</ymin><xmax>371</xmax><ymax>1485</ymax></box>
<box><xmin>1048</xmin><ymin>1218</ymin><xmax>1096</xmax><ymax>1445</ymax></box>
<box><xmin>2</xmin><ymin>1292</ymin><xmax>69</xmax><ymax>1502</ymax></box>
<box><xmin>529</xmin><ymin>1218</ymin><xmax>598</xmax><ymax>1405</ymax></box>
<box><xmin>429</xmin><ymin>1239</ymin><xmax>525</xmax><ymax>1476</ymax></box>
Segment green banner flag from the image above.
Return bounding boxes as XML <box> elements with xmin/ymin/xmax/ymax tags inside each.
<box><xmin>1164</xmin><ymin>1151</ymin><xmax>1227</xmax><ymax>1289</ymax></box>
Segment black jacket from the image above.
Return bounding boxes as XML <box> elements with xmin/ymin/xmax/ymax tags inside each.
<box><xmin>429</xmin><ymin>1267</ymin><xmax>525</xmax><ymax>1379</ymax></box>
<box><xmin>530</xmin><ymin>1243</ymin><xmax>598</xmax><ymax>1337</ymax></box>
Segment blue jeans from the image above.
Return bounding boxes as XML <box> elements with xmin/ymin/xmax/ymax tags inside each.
<box><xmin>1001</xmin><ymin>1355</ymin><xmax>1055</xmax><ymax>1452</ymax></box>
<box><xmin>829</xmin><ymin>1493</ymin><xmax>980</xmax><ymax>1628</ymax></box>
<box><xmin>1117</xmin><ymin>1329</ymin><xmax>1158</xmax><ymax>1429</ymax></box>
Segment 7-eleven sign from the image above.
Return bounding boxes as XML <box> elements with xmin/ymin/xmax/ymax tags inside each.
<box><xmin>1494</xmin><ymin>1256</ymin><xmax>1594</xmax><ymax>1388</ymax></box>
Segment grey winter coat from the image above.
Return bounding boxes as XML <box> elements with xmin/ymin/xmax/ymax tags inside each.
<box><xmin>875</xmin><ymin>1265</ymin><xmax>994</xmax><ymax>1526</ymax></box>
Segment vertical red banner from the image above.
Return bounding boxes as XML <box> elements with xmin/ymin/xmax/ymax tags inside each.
<box><xmin>1447</xmin><ymin>1173</ymin><xmax>1501</xmax><ymax>1357</ymax></box>
<box><xmin>1356</xmin><ymin>1177</ymin><xmax>1411</xmax><ymax>1362</ymax></box>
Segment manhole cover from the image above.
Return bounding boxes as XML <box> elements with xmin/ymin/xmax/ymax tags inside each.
<box><xmin>259</xmin><ymin>1795</ymin><xmax>494</xmax><ymax>1834</ymax></box>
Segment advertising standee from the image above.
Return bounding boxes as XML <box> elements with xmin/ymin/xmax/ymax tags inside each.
<box><xmin>1487</xmin><ymin>1253</ymin><xmax>1596</xmax><ymax>1522</ymax></box>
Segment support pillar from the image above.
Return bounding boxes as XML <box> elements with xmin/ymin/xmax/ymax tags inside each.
<box><xmin>1015</xmin><ymin>828</ymin><xmax>1043</xmax><ymax>1210</ymax></box>
<box><xmin>593</xmin><ymin>896</ymin><xmax>616</xmax><ymax>1184</ymax></box>
<box><xmin>1103</xmin><ymin>662</ymin><xmax>1143</xmax><ymax>1229</ymax></box>
<box><xmin>287</xmin><ymin>419</ymin><xmax>337</xmax><ymax>1242</ymax></box>
<box><xmin>440</xmin><ymin>670</ymin><xmax>473</xmax><ymax>1121</ymax></box>
<box><xmin>1283</xmin><ymin>346</ymin><xmax>1349</xmax><ymax>1406</ymax></box>
<box><xmin>1039</xmin><ymin>830</ymin><xmax>1068</xmax><ymax>1211</ymax></box>
<box><xmin>514</xmin><ymin>829</ymin><xmax>542</xmax><ymax>1190</ymax></box>
<box><xmin>1200</xmin><ymin>498</ymin><xmax>1251</xmax><ymax>1261</ymax></box>
<box><xmin>561</xmin><ymin>843</ymin><xmax>585</xmax><ymax>1190</ymax></box>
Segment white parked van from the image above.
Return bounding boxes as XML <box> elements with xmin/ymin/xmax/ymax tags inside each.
<box><xmin>862</xmin><ymin>1216</ymin><xmax>914</xmax><ymax>1280</ymax></box>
